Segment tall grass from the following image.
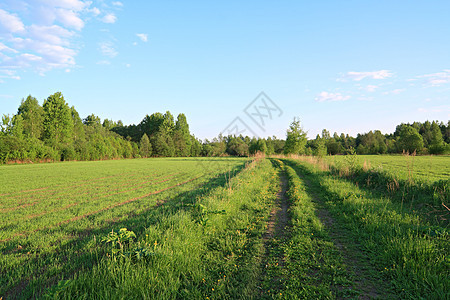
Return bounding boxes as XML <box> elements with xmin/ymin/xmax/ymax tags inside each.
<box><xmin>293</xmin><ymin>155</ymin><xmax>449</xmax><ymax>226</ymax></box>
<box><xmin>285</xmin><ymin>158</ymin><xmax>449</xmax><ymax>299</ymax></box>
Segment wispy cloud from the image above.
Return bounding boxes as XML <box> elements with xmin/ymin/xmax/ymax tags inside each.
<box><xmin>99</xmin><ymin>41</ymin><xmax>117</xmax><ymax>57</ymax></box>
<box><xmin>315</xmin><ymin>91</ymin><xmax>351</xmax><ymax>102</ymax></box>
<box><xmin>102</xmin><ymin>13</ymin><xmax>117</xmax><ymax>24</ymax></box>
<box><xmin>339</xmin><ymin>70</ymin><xmax>393</xmax><ymax>81</ymax></box>
<box><xmin>112</xmin><ymin>1</ymin><xmax>124</xmax><ymax>7</ymax></box>
<box><xmin>96</xmin><ymin>60</ymin><xmax>111</xmax><ymax>65</ymax></box>
<box><xmin>136</xmin><ymin>33</ymin><xmax>148</xmax><ymax>42</ymax></box>
<box><xmin>383</xmin><ymin>88</ymin><xmax>405</xmax><ymax>95</ymax></box>
<box><xmin>364</xmin><ymin>85</ymin><xmax>378</xmax><ymax>92</ymax></box>
<box><xmin>418</xmin><ymin>105</ymin><xmax>449</xmax><ymax>113</ymax></box>
<box><xmin>417</xmin><ymin>70</ymin><xmax>450</xmax><ymax>86</ymax></box>
<box><xmin>0</xmin><ymin>42</ymin><xmax>18</xmax><ymax>53</ymax></box>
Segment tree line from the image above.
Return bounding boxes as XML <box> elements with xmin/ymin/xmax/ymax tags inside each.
<box><xmin>284</xmin><ymin>118</ymin><xmax>450</xmax><ymax>156</ymax></box>
<box><xmin>1</xmin><ymin>92</ymin><xmax>449</xmax><ymax>164</ymax></box>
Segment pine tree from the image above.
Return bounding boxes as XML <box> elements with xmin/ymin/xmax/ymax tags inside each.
<box><xmin>284</xmin><ymin>118</ymin><xmax>307</xmax><ymax>155</ymax></box>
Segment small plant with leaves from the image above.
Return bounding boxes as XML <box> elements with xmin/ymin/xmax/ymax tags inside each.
<box><xmin>189</xmin><ymin>203</ymin><xmax>226</xmax><ymax>226</ymax></box>
<box><xmin>124</xmin><ymin>241</ymin><xmax>158</xmax><ymax>262</ymax></box>
<box><xmin>102</xmin><ymin>228</ymin><xmax>136</xmax><ymax>258</ymax></box>
<box><xmin>42</xmin><ymin>279</ymin><xmax>72</xmax><ymax>299</ymax></box>
<box><xmin>344</xmin><ymin>146</ymin><xmax>358</xmax><ymax>172</ymax></box>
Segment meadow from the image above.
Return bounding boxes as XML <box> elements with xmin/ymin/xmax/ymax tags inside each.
<box><xmin>327</xmin><ymin>154</ymin><xmax>450</xmax><ymax>182</ymax></box>
<box><xmin>0</xmin><ymin>155</ymin><xmax>448</xmax><ymax>299</ymax></box>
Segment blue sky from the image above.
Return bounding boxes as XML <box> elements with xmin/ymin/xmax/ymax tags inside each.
<box><xmin>0</xmin><ymin>0</ymin><xmax>449</xmax><ymax>139</ymax></box>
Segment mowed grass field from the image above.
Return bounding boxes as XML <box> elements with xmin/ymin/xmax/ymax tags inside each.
<box><xmin>0</xmin><ymin>157</ymin><xmax>250</xmax><ymax>298</ymax></box>
<box><xmin>1</xmin><ymin>155</ymin><xmax>449</xmax><ymax>299</ymax></box>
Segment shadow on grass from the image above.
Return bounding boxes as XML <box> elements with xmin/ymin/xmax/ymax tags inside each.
<box><xmin>3</xmin><ymin>163</ymin><xmax>247</xmax><ymax>299</ymax></box>
<box><xmin>282</xmin><ymin>158</ymin><xmax>449</xmax><ymax>299</ymax></box>
<box><xmin>299</xmin><ymin>158</ymin><xmax>448</xmax><ymax>226</ymax></box>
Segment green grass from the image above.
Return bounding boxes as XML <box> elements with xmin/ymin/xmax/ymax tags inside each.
<box><xmin>0</xmin><ymin>157</ymin><xmax>250</xmax><ymax>298</ymax></box>
<box><xmin>285</xmin><ymin>158</ymin><xmax>449</xmax><ymax>299</ymax></box>
<box><xmin>46</xmin><ymin>158</ymin><xmax>279</xmax><ymax>299</ymax></box>
<box><xmin>260</xmin><ymin>159</ymin><xmax>356</xmax><ymax>299</ymax></box>
<box><xmin>306</xmin><ymin>154</ymin><xmax>449</xmax><ymax>226</ymax></box>
<box><xmin>326</xmin><ymin>154</ymin><xmax>450</xmax><ymax>183</ymax></box>
<box><xmin>1</xmin><ymin>155</ymin><xmax>449</xmax><ymax>299</ymax></box>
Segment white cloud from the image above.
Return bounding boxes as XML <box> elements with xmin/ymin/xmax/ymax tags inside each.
<box><xmin>102</xmin><ymin>13</ymin><xmax>117</xmax><ymax>24</ymax></box>
<box><xmin>136</xmin><ymin>33</ymin><xmax>148</xmax><ymax>42</ymax></box>
<box><xmin>418</xmin><ymin>70</ymin><xmax>450</xmax><ymax>86</ymax></box>
<box><xmin>98</xmin><ymin>41</ymin><xmax>117</xmax><ymax>57</ymax></box>
<box><xmin>315</xmin><ymin>91</ymin><xmax>351</xmax><ymax>102</ymax></box>
<box><xmin>28</xmin><ymin>24</ymin><xmax>74</xmax><ymax>46</ymax></box>
<box><xmin>383</xmin><ymin>88</ymin><xmax>405</xmax><ymax>95</ymax></box>
<box><xmin>339</xmin><ymin>70</ymin><xmax>393</xmax><ymax>81</ymax></box>
<box><xmin>0</xmin><ymin>42</ymin><xmax>18</xmax><ymax>53</ymax></box>
<box><xmin>89</xmin><ymin>7</ymin><xmax>101</xmax><ymax>16</ymax></box>
<box><xmin>125</xmin><ymin>63</ymin><xmax>130</xmax><ymax>67</ymax></box>
<box><xmin>21</xmin><ymin>53</ymin><xmax>43</xmax><ymax>61</ymax></box>
<box><xmin>112</xmin><ymin>1</ymin><xmax>123</xmax><ymax>7</ymax></box>
<box><xmin>96</xmin><ymin>60</ymin><xmax>110</xmax><ymax>65</ymax></box>
<box><xmin>0</xmin><ymin>9</ymin><xmax>25</xmax><ymax>33</ymax></box>
<box><xmin>55</xmin><ymin>8</ymin><xmax>85</xmax><ymax>30</ymax></box>
<box><xmin>0</xmin><ymin>1</ymin><xmax>95</xmax><ymax>81</ymax></box>
<box><xmin>418</xmin><ymin>105</ymin><xmax>449</xmax><ymax>113</ymax></box>
<box><xmin>40</xmin><ymin>0</ymin><xmax>89</xmax><ymax>11</ymax></box>
<box><xmin>365</xmin><ymin>85</ymin><xmax>378</xmax><ymax>92</ymax></box>
<box><xmin>357</xmin><ymin>96</ymin><xmax>374</xmax><ymax>101</ymax></box>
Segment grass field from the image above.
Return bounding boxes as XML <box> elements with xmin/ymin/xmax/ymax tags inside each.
<box><xmin>327</xmin><ymin>154</ymin><xmax>450</xmax><ymax>182</ymax></box>
<box><xmin>1</xmin><ymin>155</ymin><xmax>449</xmax><ymax>299</ymax></box>
<box><xmin>0</xmin><ymin>157</ymin><xmax>250</xmax><ymax>298</ymax></box>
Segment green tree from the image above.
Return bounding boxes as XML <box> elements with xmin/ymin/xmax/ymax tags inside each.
<box><xmin>266</xmin><ymin>137</ymin><xmax>275</xmax><ymax>155</ymax></box>
<box><xmin>248</xmin><ymin>137</ymin><xmax>258</xmax><ymax>154</ymax></box>
<box><xmin>284</xmin><ymin>118</ymin><xmax>307</xmax><ymax>155</ymax></box>
<box><xmin>71</xmin><ymin>106</ymin><xmax>85</xmax><ymax>142</ymax></box>
<box><xmin>428</xmin><ymin>121</ymin><xmax>446</xmax><ymax>154</ymax></box>
<box><xmin>310</xmin><ymin>135</ymin><xmax>327</xmax><ymax>157</ymax></box>
<box><xmin>1</xmin><ymin>114</ymin><xmax>13</xmax><ymax>136</ymax></box>
<box><xmin>17</xmin><ymin>95</ymin><xmax>44</xmax><ymax>139</ymax></box>
<box><xmin>226</xmin><ymin>136</ymin><xmax>248</xmax><ymax>156</ymax></box>
<box><xmin>174</xmin><ymin>113</ymin><xmax>191</xmax><ymax>156</ymax></box>
<box><xmin>139</xmin><ymin>133</ymin><xmax>152</xmax><ymax>157</ymax></box>
<box><xmin>42</xmin><ymin>92</ymin><xmax>74</xmax><ymax>145</ymax></box>
<box><xmin>11</xmin><ymin>115</ymin><xmax>24</xmax><ymax>139</ymax></box>
<box><xmin>190</xmin><ymin>136</ymin><xmax>202</xmax><ymax>156</ymax></box>
<box><xmin>201</xmin><ymin>140</ymin><xmax>213</xmax><ymax>156</ymax></box>
<box><xmin>140</xmin><ymin>113</ymin><xmax>164</xmax><ymax>137</ymax></box>
<box><xmin>161</xmin><ymin>111</ymin><xmax>175</xmax><ymax>135</ymax></box>
<box><xmin>172</xmin><ymin>130</ymin><xmax>188</xmax><ymax>157</ymax></box>
<box><xmin>83</xmin><ymin>114</ymin><xmax>102</xmax><ymax>128</ymax></box>
<box><xmin>211</xmin><ymin>134</ymin><xmax>226</xmax><ymax>156</ymax></box>
<box><xmin>398</xmin><ymin>125</ymin><xmax>424</xmax><ymax>153</ymax></box>
<box><xmin>151</xmin><ymin>131</ymin><xmax>175</xmax><ymax>157</ymax></box>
